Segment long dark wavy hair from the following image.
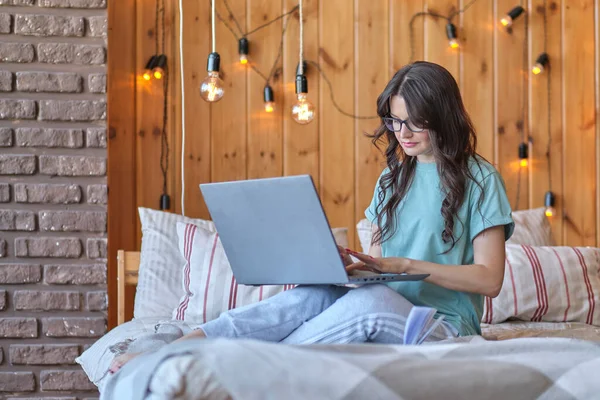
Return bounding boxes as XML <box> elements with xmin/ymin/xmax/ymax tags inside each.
<box><xmin>368</xmin><ymin>61</ymin><xmax>484</xmax><ymax>252</ymax></box>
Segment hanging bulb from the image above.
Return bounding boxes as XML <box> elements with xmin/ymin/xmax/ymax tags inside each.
<box><xmin>143</xmin><ymin>55</ymin><xmax>158</xmax><ymax>81</ymax></box>
<box><xmin>152</xmin><ymin>54</ymin><xmax>167</xmax><ymax>80</ymax></box>
<box><xmin>544</xmin><ymin>191</ymin><xmax>555</xmax><ymax>217</ymax></box>
<box><xmin>264</xmin><ymin>85</ymin><xmax>275</xmax><ymax>113</ymax></box>
<box><xmin>446</xmin><ymin>23</ymin><xmax>459</xmax><ymax>49</ymax></box>
<box><xmin>532</xmin><ymin>53</ymin><xmax>549</xmax><ymax>75</ymax></box>
<box><xmin>200</xmin><ymin>52</ymin><xmax>225</xmax><ymax>102</ymax></box>
<box><xmin>518</xmin><ymin>142</ymin><xmax>528</xmax><ymax>167</ymax></box>
<box><xmin>238</xmin><ymin>37</ymin><xmax>249</xmax><ymax>65</ymax></box>
<box><xmin>291</xmin><ymin>75</ymin><xmax>315</xmax><ymax>124</ymax></box>
<box><xmin>501</xmin><ymin>5</ymin><xmax>525</xmax><ymax>27</ymax></box>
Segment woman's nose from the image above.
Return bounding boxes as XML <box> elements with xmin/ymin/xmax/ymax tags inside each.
<box><xmin>399</xmin><ymin>124</ymin><xmax>413</xmax><ymax>138</ymax></box>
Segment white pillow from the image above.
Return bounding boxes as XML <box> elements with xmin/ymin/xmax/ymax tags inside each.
<box><xmin>173</xmin><ymin>222</ymin><xmax>350</xmax><ymax>323</ymax></box>
<box><xmin>135</xmin><ymin>208</ymin><xmax>215</xmax><ymax>318</ymax></box>
<box><xmin>75</xmin><ymin>317</ymin><xmax>197</xmax><ymax>391</ymax></box>
<box><xmin>507</xmin><ymin>208</ymin><xmax>554</xmax><ymax>246</ymax></box>
<box><xmin>356</xmin><ymin>219</ymin><xmax>374</xmax><ymax>253</ymax></box>
<box><xmin>483</xmin><ymin>245</ymin><xmax>600</xmax><ymax>325</ymax></box>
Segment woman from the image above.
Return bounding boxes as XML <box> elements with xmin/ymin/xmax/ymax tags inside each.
<box><xmin>110</xmin><ymin>61</ymin><xmax>513</xmax><ymax>373</ymax></box>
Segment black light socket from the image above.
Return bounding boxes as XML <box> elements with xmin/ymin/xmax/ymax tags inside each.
<box><xmin>544</xmin><ymin>191</ymin><xmax>555</xmax><ymax>208</ymax></box>
<box><xmin>160</xmin><ymin>194</ymin><xmax>170</xmax><ymax>211</ymax></box>
<box><xmin>238</xmin><ymin>37</ymin><xmax>249</xmax><ymax>56</ymax></box>
<box><xmin>264</xmin><ymin>85</ymin><xmax>274</xmax><ymax>103</ymax></box>
<box><xmin>518</xmin><ymin>142</ymin><xmax>528</xmax><ymax>159</ymax></box>
<box><xmin>535</xmin><ymin>52</ymin><xmax>550</xmax><ymax>68</ymax></box>
<box><xmin>154</xmin><ymin>54</ymin><xmax>167</xmax><ymax>69</ymax></box>
<box><xmin>296</xmin><ymin>61</ymin><xmax>307</xmax><ymax>76</ymax></box>
<box><xmin>145</xmin><ymin>55</ymin><xmax>159</xmax><ymax>70</ymax></box>
<box><xmin>446</xmin><ymin>22</ymin><xmax>457</xmax><ymax>39</ymax></box>
<box><xmin>507</xmin><ymin>5</ymin><xmax>525</xmax><ymax>20</ymax></box>
<box><xmin>295</xmin><ymin>74</ymin><xmax>308</xmax><ymax>94</ymax></box>
<box><xmin>207</xmin><ymin>52</ymin><xmax>221</xmax><ymax>72</ymax></box>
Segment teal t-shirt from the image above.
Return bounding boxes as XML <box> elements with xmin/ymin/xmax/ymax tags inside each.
<box><xmin>365</xmin><ymin>157</ymin><xmax>514</xmax><ymax>336</ymax></box>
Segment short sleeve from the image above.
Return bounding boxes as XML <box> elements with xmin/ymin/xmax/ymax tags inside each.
<box><xmin>469</xmin><ymin>171</ymin><xmax>514</xmax><ymax>242</ymax></box>
<box><xmin>365</xmin><ymin>169</ymin><xmax>388</xmax><ymax>224</ymax></box>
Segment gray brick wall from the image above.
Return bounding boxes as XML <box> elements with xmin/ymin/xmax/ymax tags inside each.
<box><xmin>0</xmin><ymin>0</ymin><xmax>106</xmax><ymax>397</ymax></box>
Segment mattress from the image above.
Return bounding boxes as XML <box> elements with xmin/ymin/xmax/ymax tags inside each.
<box><xmin>482</xmin><ymin>321</ymin><xmax>600</xmax><ymax>342</ymax></box>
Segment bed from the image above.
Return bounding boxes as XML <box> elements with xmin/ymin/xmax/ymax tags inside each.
<box><xmin>76</xmin><ymin>207</ymin><xmax>600</xmax><ymax>399</ymax></box>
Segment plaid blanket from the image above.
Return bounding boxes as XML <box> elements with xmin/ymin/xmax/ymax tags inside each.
<box><xmin>102</xmin><ymin>336</ymin><xmax>600</xmax><ymax>400</ymax></box>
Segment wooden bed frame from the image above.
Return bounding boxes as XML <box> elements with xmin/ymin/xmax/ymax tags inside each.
<box><xmin>117</xmin><ymin>250</ymin><xmax>141</xmax><ymax>326</ymax></box>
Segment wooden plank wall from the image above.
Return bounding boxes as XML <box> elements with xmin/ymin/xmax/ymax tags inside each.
<box><xmin>107</xmin><ymin>0</ymin><xmax>600</xmax><ymax>324</ymax></box>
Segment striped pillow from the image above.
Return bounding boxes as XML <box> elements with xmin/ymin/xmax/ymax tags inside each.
<box><xmin>172</xmin><ymin>222</ymin><xmax>349</xmax><ymax>323</ymax></box>
<box><xmin>483</xmin><ymin>245</ymin><xmax>600</xmax><ymax>326</ymax></box>
<box><xmin>507</xmin><ymin>208</ymin><xmax>554</xmax><ymax>246</ymax></box>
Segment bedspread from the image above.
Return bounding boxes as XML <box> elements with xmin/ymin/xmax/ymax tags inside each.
<box><xmin>101</xmin><ymin>336</ymin><xmax>600</xmax><ymax>400</ymax></box>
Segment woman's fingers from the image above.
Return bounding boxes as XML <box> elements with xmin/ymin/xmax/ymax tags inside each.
<box><xmin>345</xmin><ymin>262</ymin><xmax>382</xmax><ymax>274</ymax></box>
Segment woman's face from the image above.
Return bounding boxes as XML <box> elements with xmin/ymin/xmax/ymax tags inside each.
<box><xmin>389</xmin><ymin>96</ymin><xmax>434</xmax><ymax>163</ymax></box>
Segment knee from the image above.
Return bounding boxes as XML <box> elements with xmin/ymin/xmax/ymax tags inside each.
<box><xmin>344</xmin><ymin>284</ymin><xmax>409</xmax><ymax>312</ymax></box>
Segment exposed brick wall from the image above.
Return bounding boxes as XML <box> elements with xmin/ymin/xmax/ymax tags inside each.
<box><xmin>0</xmin><ymin>0</ymin><xmax>106</xmax><ymax>397</ymax></box>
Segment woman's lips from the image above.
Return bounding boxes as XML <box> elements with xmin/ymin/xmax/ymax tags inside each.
<box><xmin>402</xmin><ymin>142</ymin><xmax>418</xmax><ymax>148</ymax></box>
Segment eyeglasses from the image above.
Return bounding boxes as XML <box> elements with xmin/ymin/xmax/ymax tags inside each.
<box><xmin>382</xmin><ymin>116</ymin><xmax>425</xmax><ymax>133</ymax></box>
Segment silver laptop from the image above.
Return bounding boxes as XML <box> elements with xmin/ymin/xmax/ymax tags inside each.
<box><xmin>200</xmin><ymin>175</ymin><xmax>429</xmax><ymax>285</ymax></box>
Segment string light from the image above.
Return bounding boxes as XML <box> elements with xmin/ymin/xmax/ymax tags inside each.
<box><xmin>500</xmin><ymin>5</ymin><xmax>525</xmax><ymax>27</ymax></box>
<box><xmin>544</xmin><ymin>191</ymin><xmax>555</xmax><ymax>217</ymax></box>
<box><xmin>263</xmin><ymin>85</ymin><xmax>275</xmax><ymax>113</ymax></box>
<box><xmin>532</xmin><ymin>52</ymin><xmax>549</xmax><ymax>75</ymax></box>
<box><xmin>238</xmin><ymin>37</ymin><xmax>249</xmax><ymax>65</ymax></box>
<box><xmin>518</xmin><ymin>142</ymin><xmax>528</xmax><ymax>167</ymax></box>
<box><xmin>143</xmin><ymin>55</ymin><xmax>158</xmax><ymax>81</ymax></box>
<box><xmin>153</xmin><ymin>54</ymin><xmax>167</xmax><ymax>80</ymax></box>
<box><xmin>446</xmin><ymin>23</ymin><xmax>459</xmax><ymax>49</ymax></box>
<box><xmin>200</xmin><ymin>0</ymin><xmax>225</xmax><ymax>102</ymax></box>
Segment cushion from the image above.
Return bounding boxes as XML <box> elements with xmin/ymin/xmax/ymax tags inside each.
<box><xmin>507</xmin><ymin>208</ymin><xmax>554</xmax><ymax>246</ymax></box>
<box><xmin>75</xmin><ymin>317</ymin><xmax>199</xmax><ymax>391</ymax></box>
<box><xmin>172</xmin><ymin>222</ymin><xmax>350</xmax><ymax>323</ymax></box>
<box><xmin>482</xmin><ymin>245</ymin><xmax>600</xmax><ymax>325</ymax></box>
<box><xmin>135</xmin><ymin>208</ymin><xmax>215</xmax><ymax>318</ymax></box>
<box><xmin>356</xmin><ymin>218</ymin><xmax>373</xmax><ymax>253</ymax></box>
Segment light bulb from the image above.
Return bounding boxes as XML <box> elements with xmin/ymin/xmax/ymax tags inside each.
<box><xmin>520</xmin><ymin>159</ymin><xmax>528</xmax><ymax>168</ymax></box>
<box><xmin>532</xmin><ymin>53</ymin><xmax>549</xmax><ymax>75</ymax></box>
<box><xmin>501</xmin><ymin>6</ymin><xmax>525</xmax><ymax>27</ymax></box>
<box><xmin>200</xmin><ymin>52</ymin><xmax>225</xmax><ymax>102</ymax></box>
<box><xmin>238</xmin><ymin>38</ymin><xmax>249</xmax><ymax>65</ymax></box>
<box><xmin>518</xmin><ymin>142</ymin><xmax>528</xmax><ymax>167</ymax></box>
<box><xmin>544</xmin><ymin>191</ymin><xmax>555</xmax><ymax>217</ymax></box>
<box><xmin>292</xmin><ymin>93</ymin><xmax>315</xmax><ymax>124</ymax></box>
<box><xmin>152</xmin><ymin>54</ymin><xmax>167</xmax><ymax>80</ymax></box>
<box><xmin>446</xmin><ymin>23</ymin><xmax>459</xmax><ymax>49</ymax></box>
<box><xmin>200</xmin><ymin>71</ymin><xmax>225</xmax><ymax>102</ymax></box>
<box><xmin>263</xmin><ymin>85</ymin><xmax>275</xmax><ymax>113</ymax></box>
<box><xmin>143</xmin><ymin>55</ymin><xmax>158</xmax><ymax>81</ymax></box>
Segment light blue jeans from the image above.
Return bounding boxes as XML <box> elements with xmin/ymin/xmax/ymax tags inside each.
<box><xmin>199</xmin><ymin>284</ymin><xmax>458</xmax><ymax>345</ymax></box>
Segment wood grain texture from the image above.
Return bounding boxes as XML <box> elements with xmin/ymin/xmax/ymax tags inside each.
<box><xmin>355</xmin><ymin>0</ymin><xmax>388</xmax><ymax>249</ymax></box>
<box><xmin>562</xmin><ymin>0</ymin><xmax>596</xmax><ymax>245</ymax></box>
<box><xmin>319</xmin><ymin>0</ymin><xmax>356</xmax><ymax>246</ymax></box>
<box><xmin>391</xmin><ymin>0</ymin><xmax>425</xmax><ymax>69</ymax></box>
<box><xmin>107</xmin><ymin>0</ymin><xmax>137</xmax><ymax>328</ymax></box>
<box><xmin>495</xmin><ymin>0</ymin><xmax>529</xmax><ymax>211</ymax></box>
<box><xmin>460</xmin><ymin>0</ymin><xmax>494</xmax><ymax>161</ymax></box>
<box><xmin>247</xmin><ymin>0</ymin><xmax>284</xmax><ymax>179</ymax></box>
<box><xmin>283</xmin><ymin>0</ymin><xmax>320</xmax><ymax>187</ymax></box>
<box><xmin>424</xmin><ymin>0</ymin><xmax>460</xmax><ymax>81</ymax></box>
<box><xmin>529</xmin><ymin>0</ymin><xmax>563</xmax><ymax>245</ymax></box>
<box><xmin>173</xmin><ymin>0</ymin><xmax>211</xmax><ymax>219</ymax></box>
<box><xmin>211</xmin><ymin>0</ymin><xmax>248</xmax><ymax>183</ymax></box>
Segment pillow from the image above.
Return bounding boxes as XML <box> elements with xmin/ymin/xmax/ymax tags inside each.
<box><xmin>482</xmin><ymin>245</ymin><xmax>600</xmax><ymax>325</ymax></box>
<box><xmin>172</xmin><ymin>222</ymin><xmax>350</xmax><ymax>323</ymax></box>
<box><xmin>356</xmin><ymin>219</ymin><xmax>373</xmax><ymax>253</ymax></box>
<box><xmin>135</xmin><ymin>208</ymin><xmax>215</xmax><ymax>319</ymax></box>
<box><xmin>507</xmin><ymin>208</ymin><xmax>554</xmax><ymax>246</ymax></box>
<box><xmin>75</xmin><ymin>317</ymin><xmax>199</xmax><ymax>391</ymax></box>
